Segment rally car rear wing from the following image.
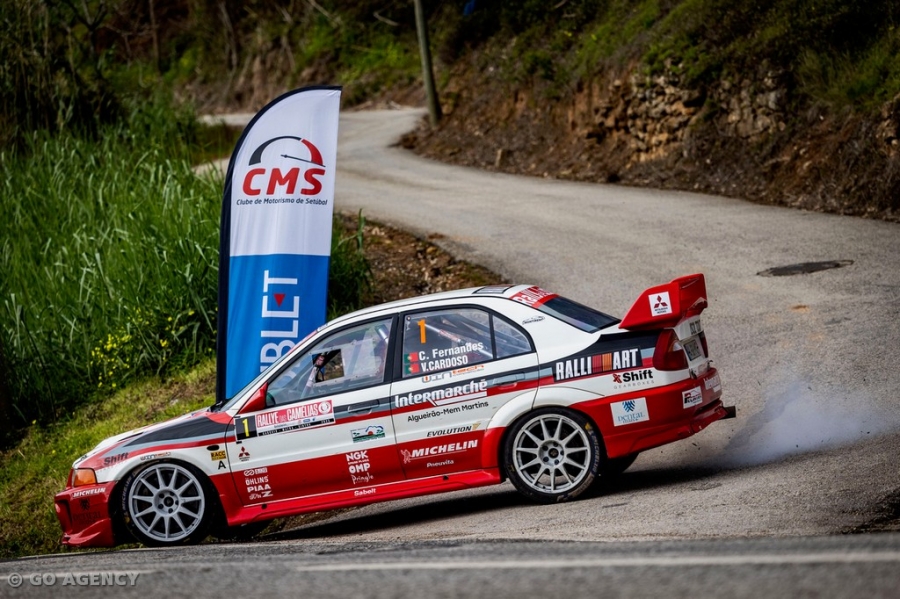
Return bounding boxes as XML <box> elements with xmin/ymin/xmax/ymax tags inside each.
<box><xmin>618</xmin><ymin>274</ymin><xmax>708</xmax><ymax>331</ymax></box>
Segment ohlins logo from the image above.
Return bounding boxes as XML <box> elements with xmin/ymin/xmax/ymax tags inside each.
<box><xmin>241</xmin><ymin>136</ymin><xmax>326</xmax><ymax>197</ymax></box>
<box><xmin>554</xmin><ymin>348</ymin><xmax>641</xmax><ymax>381</ymax></box>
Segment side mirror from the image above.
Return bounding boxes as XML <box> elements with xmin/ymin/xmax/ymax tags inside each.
<box><xmin>239</xmin><ymin>382</ymin><xmax>268</xmax><ymax>414</ymax></box>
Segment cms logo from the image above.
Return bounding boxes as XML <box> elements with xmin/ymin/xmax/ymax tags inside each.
<box><xmin>241</xmin><ymin>136</ymin><xmax>326</xmax><ymax>196</ymax></box>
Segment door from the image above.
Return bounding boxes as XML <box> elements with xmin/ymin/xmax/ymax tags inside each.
<box><xmin>227</xmin><ymin>316</ymin><xmax>403</xmax><ymax>504</ymax></box>
<box><xmin>390</xmin><ymin>306</ymin><xmax>538</xmax><ymax>479</ymax></box>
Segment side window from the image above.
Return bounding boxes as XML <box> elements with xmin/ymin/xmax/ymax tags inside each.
<box><xmin>494</xmin><ymin>315</ymin><xmax>533</xmax><ymax>358</ymax></box>
<box><xmin>402</xmin><ymin>308</ymin><xmax>494</xmax><ymax>378</ymax></box>
<box><xmin>266</xmin><ymin>318</ymin><xmax>392</xmax><ymax>406</ymax></box>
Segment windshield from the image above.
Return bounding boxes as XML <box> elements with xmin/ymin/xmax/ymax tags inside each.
<box><xmin>536</xmin><ymin>296</ymin><xmax>619</xmax><ymax>333</ymax></box>
<box><xmin>210</xmin><ymin>340</ymin><xmax>304</xmax><ymax>412</ymax></box>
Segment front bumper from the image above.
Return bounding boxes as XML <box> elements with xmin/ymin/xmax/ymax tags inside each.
<box><xmin>55</xmin><ymin>481</ymin><xmax>118</xmax><ymax>548</ymax></box>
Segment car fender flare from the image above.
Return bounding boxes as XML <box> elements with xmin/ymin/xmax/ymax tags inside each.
<box><xmin>482</xmin><ymin>389</ymin><xmax>536</xmax><ymax>468</ymax></box>
<box><xmin>533</xmin><ymin>386</ymin><xmax>602</xmax><ymax>409</ymax></box>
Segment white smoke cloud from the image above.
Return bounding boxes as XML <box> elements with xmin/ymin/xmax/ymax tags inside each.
<box><xmin>717</xmin><ymin>376</ymin><xmax>897</xmax><ymax>468</ymax></box>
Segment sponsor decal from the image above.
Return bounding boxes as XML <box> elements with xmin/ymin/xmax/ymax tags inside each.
<box><xmin>139</xmin><ymin>452</ymin><xmax>172</xmax><ymax>462</ymax></box>
<box><xmin>395</xmin><ymin>380</ymin><xmax>488</xmax><ymax>409</ymax></box>
<box><xmin>252</xmin><ymin>400</ymin><xmax>334</xmax><ymax>437</ymax></box>
<box><xmin>244</xmin><ymin>467</ymin><xmax>268</xmax><ymax>477</ymax></box>
<box><xmin>421</xmin><ymin>364</ymin><xmax>486</xmax><ymax>383</ymax></box>
<box><xmin>101</xmin><ymin>453</ymin><xmax>128</xmax><ymax>468</ymax></box>
<box><xmin>510</xmin><ymin>286</ymin><xmax>557</xmax><ymax>308</ymax></box>
<box><xmin>427</xmin><ymin>460</ymin><xmax>455</xmax><ymax>468</ymax></box>
<box><xmin>554</xmin><ymin>348</ymin><xmax>642</xmax><ymax>382</ymax></box>
<box><xmin>611</xmin><ymin>369</ymin><xmax>655</xmax><ymax>389</ymax></box>
<box><xmin>689</xmin><ymin>319</ymin><xmax>703</xmax><ymax>336</ymax></box>
<box><xmin>406</xmin><ymin>401</ymin><xmax>489</xmax><ymax>423</ymax></box>
<box><xmin>404</xmin><ymin>342</ymin><xmax>485</xmax><ymax>375</ymax></box>
<box><xmin>704</xmin><ymin>373</ymin><xmax>722</xmax><ymax>392</ymax></box>
<box><xmin>426</xmin><ymin>422</ymin><xmax>482</xmax><ymax>437</ymax></box>
<box><xmin>354</xmin><ymin>488</ymin><xmax>376</xmax><ymax>497</ymax></box>
<box><xmin>245</xmin><ymin>472</ymin><xmax>272</xmax><ymax>498</ymax></box>
<box><xmin>72</xmin><ymin>511</ymin><xmax>103</xmax><ymax>525</ymax></box>
<box><xmin>218</xmin><ymin>461</ymin><xmax>227</xmax><ymax>470</ymax></box>
<box><xmin>611</xmin><ymin>398</ymin><xmax>650</xmax><ymax>426</ymax></box>
<box><xmin>522</xmin><ymin>315</ymin><xmax>545</xmax><ymax>324</ymax></box>
<box><xmin>683</xmin><ymin>386</ymin><xmax>703</xmax><ymax>408</ymax></box>
<box><xmin>351</xmin><ymin>425</ymin><xmax>386</xmax><ymax>443</ymax></box>
<box><xmin>650</xmin><ymin>292</ymin><xmax>673</xmax><ymax>316</ymax></box>
<box><xmin>79</xmin><ymin>499</ymin><xmax>91</xmax><ymax>511</ymax></box>
<box><xmin>346</xmin><ymin>450</ymin><xmax>374</xmax><ymax>485</ymax></box>
<box><xmin>238</xmin><ymin>447</ymin><xmax>251</xmax><ymax>462</ymax></box>
<box><xmin>71</xmin><ymin>488</ymin><xmax>104</xmax><ymax>499</ymax></box>
<box><xmin>210</xmin><ymin>450</ymin><xmax>227</xmax><ymax>461</ymax></box>
<box><xmin>400</xmin><ymin>440</ymin><xmax>478</xmax><ymax>464</ymax></box>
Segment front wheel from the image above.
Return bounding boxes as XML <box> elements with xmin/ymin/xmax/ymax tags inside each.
<box><xmin>504</xmin><ymin>408</ymin><xmax>601</xmax><ymax>503</ymax></box>
<box><xmin>120</xmin><ymin>461</ymin><xmax>212</xmax><ymax>546</ymax></box>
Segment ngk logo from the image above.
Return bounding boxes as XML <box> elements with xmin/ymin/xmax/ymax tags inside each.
<box><xmin>241</xmin><ymin>136</ymin><xmax>326</xmax><ymax>197</ymax></box>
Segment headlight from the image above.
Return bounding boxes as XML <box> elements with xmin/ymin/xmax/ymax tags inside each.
<box><xmin>72</xmin><ymin>468</ymin><xmax>97</xmax><ymax>487</ymax></box>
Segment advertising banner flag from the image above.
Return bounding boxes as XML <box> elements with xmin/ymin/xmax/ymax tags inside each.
<box><xmin>217</xmin><ymin>86</ymin><xmax>342</xmax><ymax>402</ymax></box>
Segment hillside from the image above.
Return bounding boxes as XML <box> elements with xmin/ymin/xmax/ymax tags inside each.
<box><xmin>4</xmin><ymin>1</ymin><xmax>898</xmax><ymax>218</ymax></box>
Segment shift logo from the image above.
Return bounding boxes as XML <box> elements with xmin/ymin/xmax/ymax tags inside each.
<box><xmin>239</xmin><ymin>136</ymin><xmax>327</xmax><ymax>199</ymax></box>
<box><xmin>611</xmin><ymin>369</ymin><xmax>655</xmax><ymax>389</ymax></box>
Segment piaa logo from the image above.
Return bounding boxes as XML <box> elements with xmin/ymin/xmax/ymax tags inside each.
<box><xmin>241</xmin><ymin>136</ymin><xmax>326</xmax><ymax>197</ymax></box>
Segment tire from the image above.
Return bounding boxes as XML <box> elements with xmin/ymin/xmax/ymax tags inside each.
<box><xmin>120</xmin><ymin>461</ymin><xmax>212</xmax><ymax>546</ymax></box>
<box><xmin>504</xmin><ymin>408</ymin><xmax>601</xmax><ymax>504</ymax></box>
<box><xmin>600</xmin><ymin>453</ymin><xmax>638</xmax><ymax>477</ymax></box>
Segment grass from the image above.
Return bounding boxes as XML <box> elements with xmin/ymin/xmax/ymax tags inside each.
<box><xmin>0</xmin><ymin>101</ymin><xmax>222</xmax><ymax>431</ymax></box>
<box><xmin>0</xmin><ymin>360</ymin><xmax>217</xmax><ymax>560</ymax></box>
<box><xmin>0</xmin><ymin>98</ymin><xmax>373</xmax><ymax>439</ymax></box>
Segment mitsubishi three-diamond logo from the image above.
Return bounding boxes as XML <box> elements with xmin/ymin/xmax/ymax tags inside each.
<box><xmin>649</xmin><ymin>291</ymin><xmax>673</xmax><ymax>316</ymax></box>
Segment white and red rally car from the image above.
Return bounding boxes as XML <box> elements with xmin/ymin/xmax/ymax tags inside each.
<box><xmin>56</xmin><ymin>274</ymin><xmax>732</xmax><ymax>548</ymax></box>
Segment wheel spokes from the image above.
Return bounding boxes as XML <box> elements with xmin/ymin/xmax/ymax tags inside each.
<box><xmin>513</xmin><ymin>413</ymin><xmax>592</xmax><ymax>494</ymax></box>
<box><xmin>128</xmin><ymin>463</ymin><xmax>206</xmax><ymax>544</ymax></box>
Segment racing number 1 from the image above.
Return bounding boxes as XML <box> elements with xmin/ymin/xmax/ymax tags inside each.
<box><xmin>417</xmin><ymin>319</ymin><xmax>426</xmax><ymax>344</ymax></box>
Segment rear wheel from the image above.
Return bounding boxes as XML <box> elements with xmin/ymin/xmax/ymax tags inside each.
<box><xmin>121</xmin><ymin>462</ymin><xmax>211</xmax><ymax>546</ymax></box>
<box><xmin>504</xmin><ymin>408</ymin><xmax>600</xmax><ymax>503</ymax></box>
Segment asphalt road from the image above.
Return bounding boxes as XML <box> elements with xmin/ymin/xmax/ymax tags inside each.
<box><xmin>328</xmin><ymin>107</ymin><xmax>900</xmax><ymax>540</ymax></box>
<box><xmin>11</xmin><ymin>108</ymin><xmax>896</xmax><ymax>596</ymax></box>
<box><xmin>2</xmin><ymin>534</ymin><xmax>900</xmax><ymax>598</ymax></box>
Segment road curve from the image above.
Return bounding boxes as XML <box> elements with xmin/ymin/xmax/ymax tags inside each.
<box><xmin>207</xmin><ymin>108</ymin><xmax>900</xmax><ymax>543</ymax></box>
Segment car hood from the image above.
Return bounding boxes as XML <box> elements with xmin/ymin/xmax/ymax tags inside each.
<box><xmin>75</xmin><ymin>409</ymin><xmax>227</xmax><ymax>468</ymax></box>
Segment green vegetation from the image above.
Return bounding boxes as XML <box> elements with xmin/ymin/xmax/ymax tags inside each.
<box><xmin>0</xmin><ymin>97</ymin><xmax>218</xmax><ymax>431</ymax></box>
<box><xmin>438</xmin><ymin>0</ymin><xmax>899</xmax><ymax>111</ymax></box>
<box><xmin>0</xmin><ymin>360</ymin><xmax>216</xmax><ymax>560</ymax></box>
<box><xmin>0</xmin><ymin>96</ymin><xmax>372</xmax><ymax>440</ymax></box>
<box><xmin>2</xmin><ymin>0</ymin><xmax>898</xmax><ymax>560</ymax></box>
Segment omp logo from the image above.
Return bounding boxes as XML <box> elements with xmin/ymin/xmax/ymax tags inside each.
<box><xmin>241</xmin><ymin>136</ymin><xmax>326</xmax><ymax>198</ymax></box>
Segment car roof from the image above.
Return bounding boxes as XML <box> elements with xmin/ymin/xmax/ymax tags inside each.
<box><xmin>327</xmin><ymin>284</ymin><xmax>537</xmax><ymax>327</ymax></box>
